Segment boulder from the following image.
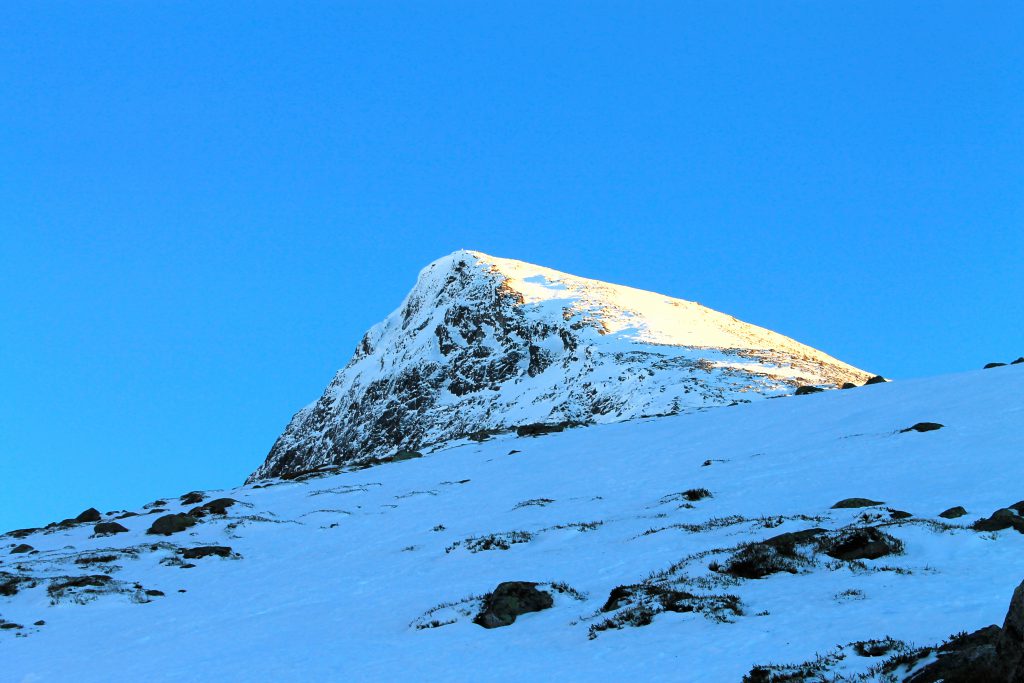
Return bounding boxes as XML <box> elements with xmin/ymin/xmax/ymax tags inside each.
<box><xmin>74</xmin><ymin>508</ymin><xmax>102</xmax><ymax>523</ymax></box>
<box><xmin>10</xmin><ymin>544</ymin><xmax>33</xmax><ymax>554</ymax></box>
<box><xmin>473</xmin><ymin>581</ymin><xmax>553</xmax><ymax>628</ymax></box>
<box><xmin>864</xmin><ymin>375</ymin><xmax>888</xmax><ymax>385</ymax></box>
<box><xmin>179</xmin><ymin>491</ymin><xmax>205</xmax><ymax>505</ymax></box>
<box><xmin>985</xmin><ymin>362</ymin><xmax>1008</xmax><ymax>369</ymax></box>
<box><xmin>516</xmin><ymin>423</ymin><xmax>566</xmax><ymax>437</ymax></box>
<box><xmin>1012</xmin><ymin>357</ymin><xmax>1024</xmax><ymax>365</ymax></box>
<box><xmin>821</xmin><ymin>527</ymin><xmax>903</xmax><ymax>561</ymax></box>
<box><xmin>180</xmin><ymin>546</ymin><xmax>232</xmax><ymax>560</ymax></box>
<box><xmin>905</xmin><ymin>626</ymin><xmax>1002</xmax><ymax>683</ymax></box>
<box><xmin>5</xmin><ymin>528</ymin><xmax>39</xmax><ymax>539</ymax></box>
<box><xmin>939</xmin><ymin>506</ymin><xmax>968</xmax><ymax>519</ymax></box>
<box><xmin>391</xmin><ymin>450</ymin><xmax>422</xmax><ymax>462</ymax></box>
<box><xmin>146</xmin><ymin>513</ymin><xmax>197</xmax><ymax>536</ymax></box>
<box><xmin>840</xmin><ymin>382</ymin><xmax>857</xmax><ymax>389</ymax></box>
<box><xmin>93</xmin><ymin>522</ymin><xmax>129</xmax><ymax>536</ymax></box>
<box><xmin>794</xmin><ymin>385</ymin><xmax>825</xmax><ymax>395</ymax></box>
<box><xmin>974</xmin><ymin>509</ymin><xmax>1024</xmax><ymax>534</ymax></box>
<box><xmin>189</xmin><ymin>498</ymin><xmax>236</xmax><ymax>518</ymax></box>
<box><xmin>907</xmin><ymin>579</ymin><xmax>1024</xmax><ymax>682</ymax></box>
<box><xmin>901</xmin><ymin>422</ymin><xmax>944</xmax><ymax>433</ymax></box>
<box><xmin>998</xmin><ymin>581</ymin><xmax>1024</xmax><ymax>679</ymax></box>
<box><xmin>832</xmin><ymin>498</ymin><xmax>885</xmax><ymax>509</ymax></box>
<box><xmin>721</xmin><ymin>529</ymin><xmax>825</xmax><ymax>579</ymax></box>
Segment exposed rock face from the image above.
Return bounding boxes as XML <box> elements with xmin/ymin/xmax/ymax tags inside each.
<box><xmin>249</xmin><ymin>250</ymin><xmax>873</xmax><ymax>481</ymax></box>
<box><xmin>907</xmin><ymin>579</ymin><xmax>1024</xmax><ymax>682</ymax></box>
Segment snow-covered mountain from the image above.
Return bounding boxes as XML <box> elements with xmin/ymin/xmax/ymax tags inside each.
<box><xmin>3</xmin><ymin>364</ymin><xmax>1023</xmax><ymax>681</ymax></box>
<box><xmin>250</xmin><ymin>250</ymin><xmax>871</xmax><ymax>481</ymax></box>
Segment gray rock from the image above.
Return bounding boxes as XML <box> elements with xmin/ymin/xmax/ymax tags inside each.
<box><xmin>974</xmin><ymin>509</ymin><xmax>1024</xmax><ymax>534</ymax></box>
<box><xmin>180</xmin><ymin>546</ymin><xmax>232</xmax><ymax>559</ymax></box>
<box><xmin>74</xmin><ymin>508</ymin><xmax>102</xmax><ymax>523</ymax></box>
<box><xmin>179</xmin><ymin>491</ymin><xmax>205</xmax><ymax>505</ymax></box>
<box><xmin>146</xmin><ymin>513</ymin><xmax>197</xmax><ymax>536</ymax></box>
<box><xmin>832</xmin><ymin>497</ymin><xmax>885</xmax><ymax>509</ymax></box>
<box><xmin>473</xmin><ymin>581</ymin><xmax>553</xmax><ymax>628</ymax></box>
<box><xmin>939</xmin><ymin>506</ymin><xmax>968</xmax><ymax>519</ymax></box>
<box><xmin>93</xmin><ymin>522</ymin><xmax>129</xmax><ymax>536</ymax></box>
<box><xmin>820</xmin><ymin>527</ymin><xmax>903</xmax><ymax>561</ymax></box>
<box><xmin>188</xmin><ymin>498</ymin><xmax>236</xmax><ymax>518</ymax></box>
<box><xmin>901</xmin><ymin>422</ymin><xmax>944</xmax><ymax>433</ymax></box>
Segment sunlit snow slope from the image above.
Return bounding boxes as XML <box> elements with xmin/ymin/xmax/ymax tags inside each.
<box><xmin>3</xmin><ymin>365</ymin><xmax>1022</xmax><ymax>682</ymax></box>
<box><xmin>251</xmin><ymin>250</ymin><xmax>871</xmax><ymax>480</ymax></box>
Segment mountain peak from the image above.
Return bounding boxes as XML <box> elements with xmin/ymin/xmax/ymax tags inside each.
<box><xmin>248</xmin><ymin>252</ymin><xmax>872</xmax><ymax>481</ymax></box>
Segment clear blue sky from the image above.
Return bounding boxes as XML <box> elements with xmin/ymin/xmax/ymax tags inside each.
<box><xmin>2</xmin><ymin>2</ymin><xmax>1021</xmax><ymax>532</ymax></box>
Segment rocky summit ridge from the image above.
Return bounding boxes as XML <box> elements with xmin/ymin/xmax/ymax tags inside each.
<box><xmin>248</xmin><ymin>250</ymin><xmax>871</xmax><ymax>481</ymax></box>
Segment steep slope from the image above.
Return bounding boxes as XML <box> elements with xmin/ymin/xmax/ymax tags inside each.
<box><xmin>3</xmin><ymin>365</ymin><xmax>1022</xmax><ymax>682</ymax></box>
<box><xmin>251</xmin><ymin>250</ymin><xmax>871</xmax><ymax>481</ymax></box>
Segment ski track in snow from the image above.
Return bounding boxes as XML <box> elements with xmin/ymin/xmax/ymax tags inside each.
<box><xmin>2</xmin><ymin>365</ymin><xmax>1022</xmax><ymax>682</ymax></box>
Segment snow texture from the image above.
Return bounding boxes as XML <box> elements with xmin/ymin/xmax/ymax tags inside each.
<box><xmin>3</xmin><ymin>364</ymin><xmax>1023</xmax><ymax>682</ymax></box>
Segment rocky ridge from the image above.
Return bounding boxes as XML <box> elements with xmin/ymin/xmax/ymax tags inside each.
<box><xmin>250</xmin><ymin>250</ymin><xmax>872</xmax><ymax>481</ymax></box>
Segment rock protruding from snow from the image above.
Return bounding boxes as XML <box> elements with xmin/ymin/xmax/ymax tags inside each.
<box><xmin>249</xmin><ymin>250</ymin><xmax>872</xmax><ymax>481</ymax></box>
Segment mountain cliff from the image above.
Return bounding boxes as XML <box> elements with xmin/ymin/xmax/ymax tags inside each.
<box><xmin>249</xmin><ymin>250</ymin><xmax>871</xmax><ymax>481</ymax></box>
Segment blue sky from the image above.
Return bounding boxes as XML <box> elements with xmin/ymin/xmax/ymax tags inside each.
<box><xmin>2</xmin><ymin>2</ymin><xmax>1021</xmax><ymax>531</ymax></box>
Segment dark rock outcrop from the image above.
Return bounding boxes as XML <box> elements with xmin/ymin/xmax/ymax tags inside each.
<box><xmin>820</xmin><ymin>527</ymin><xmax>903</xmax><ymax>561</ymax></box>
<box><xmin>721</xmin><ymin>529</ymin><xmax>825</xmax><ymax>579</ymax></box>
<box><xmin>179</xmin><ymin>492</ymin><xmax>205</xmax><ymax>505</ymax></box>
<box><xmin>985</xmin><ymin>362</ymin><xmax>1008</xmax><ymax>369</ymax></box>
<box><xmin>0</xmin><ymin>573</ymin><xmax>37</xmax><ymax>596</ymax></box>
<box><xmin>5</xmin><ymin>528</ymin><xmax>39</xmax><ymax>539</ymax></box>
<box><xmin>188</xmin><ymin>498</ymin><xmax>237</xmax><ymax>518</ymax></box>
<box><xmin>74</xmin><ymin>508</ymin><xmax>102</xmax><ymax>523</ymax></box>
<box><xmin>901</xmin><ymin>422</ymin><xmax>944</xmax><ymax>433</ymax></box>
<box><xmin>390</xmin><ymin>449</ymin><xmax>422</xmax><ymax>462</ymax></box>
<box><xmin>93</xmin><ymin>522</ymin><xmax>129</xmax><ymax>536</ymax></box>
<box><xmin>864</xmin><ymin>375</ymin><xmax>888</xmax><ymax>385</ymax></box>
<box><xmin>146</xmin><ymin>513</ymin><xmax>197</xmax><ymax>536</ymax></box>
<box><xmin>473</xmin><ymin>581</ymin><xmax>553</xmax><ymax>628</ymax></box>
<box><xmin>179</xmin><ymin>546</ymin><xmax>233</xmax><ymax>560</ymax></box>
<box><xmin>10</xmin><ymin>544</ymin><xmax>33</xmax><ymax>554</ymax></box>
<box><xmin>832</xmin><ymin>498</ymin><xmax>885</xmax><ymax>509</ymax></box>
<box><xmin>794</xmin><ymin>386</ymin><xmax>825</xmax><ymax>395</ymax></box>
<box><xmin>515</xmin><ymin>422</ymin><xmax>573</xmax><ymax>437</ymax></box>
<box><xmin>907</xmin><ymin>579</ymin><xmax>1024</xmax><ymax>682</ymax></box>
<box><xmin>939</xmin><ymin>506</ymin><xmax>968</xmax><ymax>519</ymax></box>
<box><xmin>974</xmin><ymin>508</ymin><xmax>1024</xmax><ymax>534</ymax></box>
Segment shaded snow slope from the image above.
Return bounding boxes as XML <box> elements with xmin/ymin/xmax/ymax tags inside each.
<box><xmin>3</xmin><ymin>365</ymin><xmax>1022</xmax><ymax>682</ymax></box>
<box><xmin>251</xmin><ymin>250</ymin><xmax>871</xmax><ymax>480</ymax></box>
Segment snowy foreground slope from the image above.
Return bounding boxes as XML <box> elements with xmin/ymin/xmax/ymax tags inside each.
<box><xmin>252</xmin><ymin>250</ymin><xmax>870</xmax><ymax>480</ymax></box>
<box><xmin>3</xmin><ymin>365</ymin><xmax>1023</xmax><ymax>682</ymax></box>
